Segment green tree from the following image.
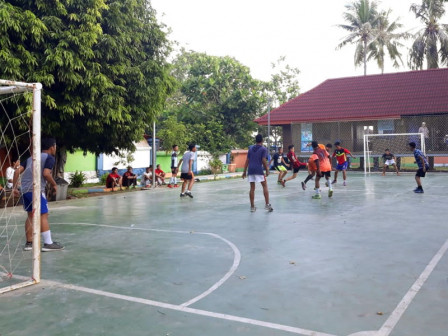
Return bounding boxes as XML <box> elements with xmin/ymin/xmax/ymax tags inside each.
<box><xmin>368</xmin><ymin>10</ymin><xmax>408</xmax><ymax>73</ymax></box>
<box><xmin>165</xmin><ymin>50</ymin><xmax>264</xmax><ymax>154</ymax></box>
<box><xmin>263</xmin><ymin>56</ymin><xmax>301</xmax><ymax>148</ymax></box>
<box><xmin>157</xmin><ymin>115</ymin><xmax>189</xmax><ymax>153</ymax></box>
<box><xmin>268</xmin><ymin>56</ymin><xmax>300</xmax><ymax>106</ymax></box>
<box><xmin>409</xmin><ymin>0</ymin><xmax>448</xmax><ymax>69</ymax></box>
<box><xmin>0</xmin><ymin>0</ymin><xmax>175</xmax><ymax>174</ymax></box>
<box><xmin>337</xmin><ymin>0</ymin><xmax>379</xmax><ymax>75</ymax></box>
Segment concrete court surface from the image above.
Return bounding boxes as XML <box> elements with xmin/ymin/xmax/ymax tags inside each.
<box><xmin>1</xmin><ymin>172</ymin><xmax>447</xmax><ymax>336</ymax></box>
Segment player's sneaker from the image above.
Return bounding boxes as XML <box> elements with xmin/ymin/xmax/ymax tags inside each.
<box><xmin>312</xmin><ymin>194</ymin><xmax>321</xmax><ymax>199</ymax></box>
<box><xmin>174</xmin><ymin>184</ymin><xmax>179</xmax><ymax>188</ymax></box>
<box><xmin>331</xmin><ymin>180</ymin><xmax>337</xmax><ymax>184</ymax></box>
<box><xmin>180</xmin><ymin>193</ymin><xmax>186</xmax><ymax>197</ymax></box>
<box><xmin>264</xmin><ymin>204</ymin><xmax>273</xmax><ymax>212</ymax></box>
<box><xmin>23</xmin><ymin>242</ymin><xmax>32</xmax><ymax>251</ymax></box>
<box><xmin>328</xmin><ymin>189</ymin><xmax>333</xmax><ymax>198</ymax></box>
<box><xmin>42</xmin><ymin>242</ymin><xmax>64</xmax><ymax>252</ymax></box>
<box><xmin>250</xmin><ymin>206</ymin><xmax>256</xmax><ymax>212</ymax></box>
<box><xmin>301</xmin><ymin>182</ymin><xmax>306</xmax><ymax>190</ymax></box>
<box><xmin>414</xmin><ymin>188</ymin><xmax>424</xmax><ymax>193</ymax></box>
<box><xmin>185</xmin><ymin>191</ymin><xmax>194</xmax><ymax>198</ymax></box>
<box><xmin>343</xmin><ymin>181</ymin><xmax>346</xmax><ymax>186</ymax></box>
<box><xmin>167</xmin><ymin>184</ymin><xmax>173</xmax><ymax>188</ymax></box>
<box><xmin>281</xmin><ymin>180</ymin><xmax>286</xmax><ymax>187</ymax></box>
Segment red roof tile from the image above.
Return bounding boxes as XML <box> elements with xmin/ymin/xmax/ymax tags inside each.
<box><xmin>255</xmin><ymin>68</ymin><xmax>448</xmax><ymax>125</ymax></box>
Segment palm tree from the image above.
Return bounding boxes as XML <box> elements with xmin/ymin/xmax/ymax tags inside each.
<box><xmin>409</xmin><ymin>0</ymin><xmax>448</xmax><ymax>69</ymax></box>
<box><xmin>337</xmin><ymin>0</ymin><xmax>379</xmax><ymax>75</ymax></box>
<box><xmin>368</xmin><ymin>10</ymin><xmax>409</xmax><ymax>74</ymax></box>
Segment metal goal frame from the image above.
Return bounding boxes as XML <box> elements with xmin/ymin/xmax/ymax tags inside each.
<box><xmin>363</xmin><ymin>132</ymin><xmax>425</xmax><ymax>174</ymax></box>
<box><xmin>0</xmin><ymin>79</ymin><xmax>42</xmax><ymax>293</ymax></box>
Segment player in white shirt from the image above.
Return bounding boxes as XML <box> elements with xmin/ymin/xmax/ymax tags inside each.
<box><xmin>169</xmin><ymin>144</ymin><xmax>179</xmax><ymax>188</ymax></box>
<box><xmin>178</xmin><ymin>144</ymin><xmax>197</xmax><ymax>198</ymax></box>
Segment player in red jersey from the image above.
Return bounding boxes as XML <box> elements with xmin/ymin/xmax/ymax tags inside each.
<box><xmin>281</xmin><ymin>145</ymin><xmax>307</xmax><ymax>187</ymax></box>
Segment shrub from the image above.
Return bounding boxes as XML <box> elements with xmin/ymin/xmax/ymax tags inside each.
<box><xmin>69</xmin><ymin>171</ymin><xmax>86</xmax><ymax>188</ymax></box>
<box><xmin>209</xmin><ymin>157</ymin><xmax>223</xmax><ymax>179</ymax></box>
<box><xmin>100</xmin><ymin>173</ymin><xmax>108</xmax><ymax>185</ymax></box>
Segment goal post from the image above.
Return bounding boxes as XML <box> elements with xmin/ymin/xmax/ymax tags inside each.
<box><xmin>363</xmin><ymin>133</ymin><xmax>425</xmax><ymax>174</ymax></box>
<box><xmin>0</xmin><ymin>79</ymin><xmax>42</xmax><ymax>293</ymax></box>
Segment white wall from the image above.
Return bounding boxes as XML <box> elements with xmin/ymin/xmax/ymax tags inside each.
<box><xmin>101</xmin><ymin>141</ymin><xmax>151</xmax><ymax>170</ymax></box>
<box><xmin>196</xmin><ymin>151</ymin><xmax>227</xmax><ymax>171</ymax></box>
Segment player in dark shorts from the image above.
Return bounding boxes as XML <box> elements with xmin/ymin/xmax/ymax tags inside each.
<box><xmin>332</xmin><ymin>141</ymin><xmax>354</xmax><ymax>186</ymax></box>
<box><xmin>281</xmin><ymin>145</ymin><xmax>306</xmax><ymax>187</ymax></box>
<box><xmin>270</xmin><ymin>147</ymin><xmax>290</xmax><ymax>184</ymax></box>
<box><xmin>178</xmin><ymin>144</ymin><xmax>197</xmax><ymax>198</ymax></box>
<box><xmin>409</xmin><ymin>142</ymin><xmax>429</xmax><ymax>193</ymax></box>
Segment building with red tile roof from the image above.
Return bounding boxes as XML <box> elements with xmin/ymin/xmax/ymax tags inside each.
<box><xmin>255</xmin><ymin>68</ymin><xmax>448</xmax><ymax>155</ymax></box>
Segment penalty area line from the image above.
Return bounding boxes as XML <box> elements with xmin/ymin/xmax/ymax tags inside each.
<box><xmin>44</xmin><ymin>280</ymin><xmax>336</xmax><ymax>336</ymax></box>
<box><xmin>377</xmin><ymin>237</ymin><xmax>448</xmax><ymax>336</ymax></box>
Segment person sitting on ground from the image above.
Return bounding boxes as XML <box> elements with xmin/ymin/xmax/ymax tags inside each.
<box><xmin>155</xmin><ymin>164</ymin><xmax>166</xmax><ymax>185</ymax></box>
<box><xmin>141</xmin><ymin>167</ymin><xmax>152</xmax><ymax>188</ymax></box>
<box><xmin>106</xmin><ymin>167</ymin><xmax>122</xmax><ymax>191</ymax></box>
<box><xmin>122</xmin><ymin>166</ymin><xmax>137</xmax><ymax>189</ymax></box>
<box><xmin>382</xmin><ymin>149</ymin><xmax>400</xmax><ymax>176</ymax></box>
<box><xmin>147</xmin><ymin>165</ymin><xmax>162</xmax><ymax>186</ymax></box>
<box><xmin>6</xmin><ymin>159</ymin><xmax>20</xmax><ymax>190</ymax></box>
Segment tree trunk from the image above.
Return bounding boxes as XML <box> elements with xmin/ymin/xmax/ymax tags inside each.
<box><xmin>54</xmin><ymin>146</ymin><xmax>67</xmax><ymax>179</ymax></box>
<box><xmin>363</xmin><ymin>40</ymin><xmax>367</xmax><ymax>76</ymax></box>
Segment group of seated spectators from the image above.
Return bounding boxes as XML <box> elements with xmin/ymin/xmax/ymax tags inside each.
<box><xmin>106</xmin><ymin>165</ymin><xmax>166</xmax><ymax>191</ymax></box>
<box><xmin>1</xmin><ymin>160</ymin><xmax>20</xmax><ymax>197</ymax></box>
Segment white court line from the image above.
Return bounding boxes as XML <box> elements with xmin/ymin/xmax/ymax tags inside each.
<box><xmin>42</xmin><ymin>279</ymin><xmax>337</xmax><ymax>336</ymax></box>
<box><xmin>376</xmin><ymin>237</ymin><xmax>448</xmax><ymax>336</ymax></box>
<box><xmin>52</xmin><ymin>223</ymin><xmax>241</xmax><ymax>307</ymax></box>
<box><xmin>179</xmin><ymin>233</ymin><xmax>241</xmax><ymax>307</ymax></box>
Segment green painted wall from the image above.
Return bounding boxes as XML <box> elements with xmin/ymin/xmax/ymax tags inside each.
<box><xmin>155</xmin><ymin>151</ymin><xmax>171</xmax><ymax>172</ymax></box>
<box><xmin>65</xmin><ymin>151</ymin><xmax>171</xmax><ymax>173</ymax></box>
<box><xmin>65</xmin><ymin>151</ymin><xmax>97</xmax><ymax>172</ymax></box>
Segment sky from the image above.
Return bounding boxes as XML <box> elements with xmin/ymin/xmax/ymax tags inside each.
<box><xmin>150</xmin><ymin>0</ymin><xmax>448</xmax><ymax>93</ymax></box>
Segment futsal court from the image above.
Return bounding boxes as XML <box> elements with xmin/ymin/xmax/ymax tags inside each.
<box><xmin>1</xmin><ymin>171</ymin><xmax>447</xmax><ymax>336</ymax></box>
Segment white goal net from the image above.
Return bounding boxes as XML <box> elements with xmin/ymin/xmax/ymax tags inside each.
<box><xmin>0</xmin><ymin>79</ymin><xmax>42</xmax><ymax>293</ymax></box>
<box><xmin>363</xmin><ymin>133</ymin><xmax>425</xmax><ymax>174</ymax></box>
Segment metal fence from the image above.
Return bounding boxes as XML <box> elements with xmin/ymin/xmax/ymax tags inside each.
<box><xmin>273</xmin><ymin>115</ymin><xmax>448</xmax><ymax>172</ymax></box>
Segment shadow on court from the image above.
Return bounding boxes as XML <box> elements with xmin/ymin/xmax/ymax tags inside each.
<box><xmin>1</xmin><ymin>172</ymin><xmax>447</xmax><ymax>336</ymax></box>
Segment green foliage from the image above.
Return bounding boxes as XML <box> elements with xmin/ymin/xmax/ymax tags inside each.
<box><xmin>157</xmin><ymin>115</ymin><xmax>189</xmax><ymax>153</ymax></box>
<box><xmin>337</xmin><ymin>0</ymin><xmax>409</xmax><ymax>74</ymax></box>
<box><xmin>100</xmin><ymin>173</ymin><xmax>108</xmax><ymax>185</ymax></box>
<box><xmin>69</xmin><ymin>170</ymin><xmax>86</xmax><ymax>188</ymax></box>
<box><xmin>267</xmin><ymin>56</ymin><xmax>300</xmax><ymax>106</ymax></box>
<box><xmin>196</xmin><ymin>169</ymin><xmax>212</xmax><ymax>176</ymax></box>
<box><xmin>164</xmin><ymin>49</ymin><xmax>265</xmax><ymax>154</ymax></box>
<box><xmin>0</xmin><ymin>0</ymin><xmax>176</xmax><ymax>158</ymax></box>
<box><xmin>337</xmin><ymin>0</ymin><xmax>380</xmax><ymax>75</ymax></box>
<box><xmin>209</xmin><ymin>157</ymin><xmax>223</xmax><ymax>179</ymax></box>
<box><xmin>367</xmin><ymin>10</ymin><xmax>408</xmax><ymax>73</ymax></box>
<box><xmin>262</xmin><ymin>56</ymin><xmax>301</xmax><ymax>147</ymax></box>
<box><xmin>409</xmin><ymin>0</ymin><xmax>448</xmax><ymax>69</ymax></box>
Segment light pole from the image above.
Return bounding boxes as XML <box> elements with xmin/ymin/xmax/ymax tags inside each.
<box><xmin>267</xmin><ymin>98</ymin><xmax>271</xmax><ymax>153</ymax></box>
<box><xmin>152</xmin><ymin>121</ymin><xmax>156</xmax><ymax>189</ymax></box>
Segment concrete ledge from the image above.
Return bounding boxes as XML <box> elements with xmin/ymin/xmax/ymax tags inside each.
<box><xmin>195</xmin><ymin>172</ymin><xmax>243</xmax><ymax>182</ymax></box>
